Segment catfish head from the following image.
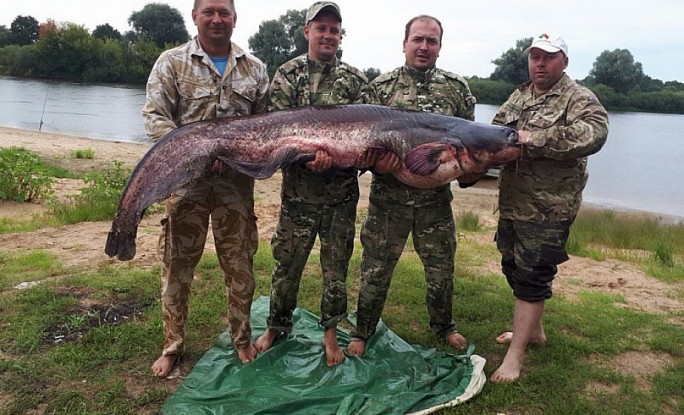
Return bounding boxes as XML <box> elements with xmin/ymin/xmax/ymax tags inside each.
<box><xmin>447</xmin><ymin>121</ymin><xmax>521</xmax><ymax>169</ymax></box>
<box><xmin>403</xmin><ymin>120</ymin><xmax>520</xmax><ymax>182</ymax></box>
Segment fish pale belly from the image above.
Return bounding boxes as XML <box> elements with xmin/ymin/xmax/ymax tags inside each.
<box><xmin>393</xmin><ymin>160</ymin><xmax>462</xmax><ymax>189</ymax></box>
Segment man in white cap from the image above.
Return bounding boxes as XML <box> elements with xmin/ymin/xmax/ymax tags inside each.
<box><xmin>490</xmin><ymin>33</ymin><xmax>609</xmax><ymax>382</ymax></box>
<box><xmin>254</xmin><ymin>1</ymin><xmax>368</xmax><ymax>367</ymax></box>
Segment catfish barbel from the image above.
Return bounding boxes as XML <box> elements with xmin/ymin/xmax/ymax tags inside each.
<box><xmin>105</xmin><ymin>104</ymin><xmax>520</xmax><ymax>260</ymax></box>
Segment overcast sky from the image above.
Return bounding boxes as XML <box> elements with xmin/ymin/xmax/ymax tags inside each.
<box><xmin>2</xmin><ymin>0</ymin><xmax>682</xmax><ymax>82</ymax></box>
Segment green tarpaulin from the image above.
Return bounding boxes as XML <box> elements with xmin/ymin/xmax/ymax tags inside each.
<box><xmin>163</xmin><ymin>296</ymin><xmax>486</xmax><ymax>415</ymax></box>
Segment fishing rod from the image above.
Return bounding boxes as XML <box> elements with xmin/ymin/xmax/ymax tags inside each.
<box><xmin>39</xmin><ymin>84</ymin><xmax>50</xmax><ymax>131</ymax></box>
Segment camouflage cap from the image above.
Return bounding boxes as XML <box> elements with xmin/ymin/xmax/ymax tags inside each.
<box><xmin>305</xmin><ymin>1</ymin><xmax>342</xmax><ymax>24</ymax></box>
<box><xmin>525</xmin><ymin>33</ymin><xmax>568</xmax><ymax>56</ymax></box>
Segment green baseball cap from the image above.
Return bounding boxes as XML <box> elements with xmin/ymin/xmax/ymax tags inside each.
<box><xmin>305</xmin><ymin>1</ymin><xmax>342</xmax><ymax>24</ymax></box>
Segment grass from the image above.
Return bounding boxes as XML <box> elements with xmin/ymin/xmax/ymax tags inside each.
<box><xmin>47</xmin><ymin>160</ymin><xmax>132</xmax><ymax>224</ymax></box>
<box><xmin>71</xmin><ymin>148</ymin><xmax>95</xmax><ymax>159</ymax></box>
<box><xmin>0</xmin><ymin>214</ymin><xmax>58</xmax><ymax>234</ymax></box>
<box><xmin>0</xmin><ymin>149</ymin><xmax>683</xmax><ymax>414</ymax></box>
<box><xmin>569</xmin><ymin>209</ymin><xmax>684</xmax><ymax>282</ymax></box>
<box><xmin>0</xmin><ymin>240</ymin><xmax>682</xmax><ymax>415</ymax></box>
<box><xmin>456</xmin><ymin>210</ymin><xmax>482</xmax><ymax>231</ymax></box>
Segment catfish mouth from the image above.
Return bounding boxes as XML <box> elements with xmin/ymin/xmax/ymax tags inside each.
<box><xmin>461</xmin><ymin>129</ymin><xmax>522</xmax><ymax>167</ymax></box>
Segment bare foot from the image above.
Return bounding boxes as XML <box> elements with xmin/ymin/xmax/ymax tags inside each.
<box><xmin>323</xmin><ymin>328</ymin><xmax>345</xmax><ymax>366</ymax></box>
<box><xmin>446</xmin><ymin>332</ymin><xmax>468</xmax><ymax>350</ymax></box>
<box><xmin>495</xmin><ymin>331</ymin><xmax>547</xmax><ymax>345</ymax></box>
<box><xmin>345</xmin><ymin>338</ymin><xmax>366</xmax><ymax>357</ymax></box>
<box><xmin>254</xmin><ymin>328</ymin><xmax>280</xmax><ymax>353</ymax></box>
<box><xmin>151</xmin><ymin>354</ymin><xmax>178</xmax><ymax>378</ymax></box>
<box><xmin>237</xmin><ymin>344</ymin><xmax>257</xmax><ymax>363</ymax></box>
<box><xmin>495</xmin><ymin>331</ymin><xmax>513</xmax><ymax>344</ymax></box>
<box><xmin>490</xmin><ymin>353</ymin><xmax>524</xmax><ymax>383</ymax></box>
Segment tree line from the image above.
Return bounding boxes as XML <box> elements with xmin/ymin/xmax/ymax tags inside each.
<box><xmin>0</xmin><ymin>5</ymin><xmax>189</xmax><ymax>84</ymax></box>
<box><xmin>1</xmin><ymin>5</ymin><xmax>683</xmax><ymax>114</ymax></box>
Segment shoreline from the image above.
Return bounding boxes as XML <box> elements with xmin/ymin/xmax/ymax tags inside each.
<box><xmin>1</xmin><ymin>125</ymin><xmax>682</xmax><ymax>225</ymax></box>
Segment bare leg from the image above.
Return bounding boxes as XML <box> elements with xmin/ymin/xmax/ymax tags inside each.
<box><xmin>446</xmin><ymin>331</ymin><xmax>468</xmax><ymax>350</ymax></box>
<box><xmin>490</xmin><ymin>298</ymin><xmax>545</xmax><ymax>383</ymax></box>
<box><xmin>323</xmin><ymin>327</ymin><xmax>345</xmax><ymax>366</ymax></box>
<box><xmin>236</xmin><ymin>344</ymin><xmax>258</xmax><ymax>363</ymax></box>
<box><xmin>345</xmin><ymin>338</ymin><xmax>366</xmax><ymax>357</ymax></box>
<box><xmin>254</xmin><ymin>328</ymin><xmax>280</xmax><ymax>353</ymax></box>
<box><xmin>151</xmin><ymin>354</ymin><xmax>178</xmax><ymax>378</ymax></box>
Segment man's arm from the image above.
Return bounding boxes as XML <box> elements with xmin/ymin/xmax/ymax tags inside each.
<box><xmin>141</xmin><ymin>55</ymin><xmax>179</xmax><ymax>141</ymax></box>
<box><xmin>452</xmin><ymin>79</ymin><xmax>479</xmax><ymax>187</ymax></box>
<box><xmin>526</xmin><ymin>89</ymin><xmax>609</xmax><ymax>160</ymax></box>
<box><xmin>252</xmin><ymin>63</ymin><xmax>270</xmax><ymax>115</ymax></box>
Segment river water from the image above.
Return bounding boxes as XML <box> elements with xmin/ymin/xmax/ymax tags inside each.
<box><xmin>0</xmin><ymin>76</ymin><xmax>148</xmax><ymax>141</ymax></box>
<box><xmin>1</xmin><ymin>76</ymin><xmax>682</xmax><ymax>220</ymax></box>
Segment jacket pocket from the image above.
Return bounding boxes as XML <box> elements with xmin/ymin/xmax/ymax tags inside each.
<box><xmin>527</xmin><ymin>109</ymin><xmax>564</xmax><ymax>130</ymax></box>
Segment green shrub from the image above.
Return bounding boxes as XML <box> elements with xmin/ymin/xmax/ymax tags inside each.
<box><xmin>0</xmin><ymin>147</ymin><xmax>54</xmax><ymax>202</ymax></box>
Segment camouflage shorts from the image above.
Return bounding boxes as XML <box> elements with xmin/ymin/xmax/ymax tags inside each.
<box><xmin>495</xmin><ymin>218</ymin><xmax>571</xmax><ymax>302</ymax></box>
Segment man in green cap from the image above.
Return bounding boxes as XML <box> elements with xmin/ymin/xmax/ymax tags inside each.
<box><xmin>254</xmin><ymin>1</ymin><xmax>368</xmax><ymax>367</ymax></box>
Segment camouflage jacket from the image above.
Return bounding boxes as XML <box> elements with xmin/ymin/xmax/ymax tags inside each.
<box><xmin>268</xmin><ymin>54</ymin><xmax>368</xmax><ymax>204</ymax></box>
<box><xmin>493</xmin><ymin>74</ymin><xmax>609</xmax><ymax>222</ymax></box>
<box><xmin>142</xmin><ymin>38</ymin><xmax>269</xmax><ymax>204</ymax></box>
<box><xmin>367</xmin><ymin>65</ymin><xmax>476</xmax><ymax>206</ymax></box>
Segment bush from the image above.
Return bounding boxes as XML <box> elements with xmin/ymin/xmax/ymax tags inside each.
<box><xmin>0</xmin><ymin>147</ymin><xmax>53</xmax><ymax>202</ymax></box>
<box><xmin>0</xmin><ymin>44</ymin><xmax>21</xmax><ymax>74</ymax></box>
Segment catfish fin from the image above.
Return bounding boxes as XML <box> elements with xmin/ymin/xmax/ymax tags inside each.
<box><xmin>216</xmin><ymin>150</ymin><xmax>316</xmax><ymax>179</ymax></box>
<box><xmin>404</xmin><ymin>143</ymin><xmax>452</xmax><ymax>176</ymax></box>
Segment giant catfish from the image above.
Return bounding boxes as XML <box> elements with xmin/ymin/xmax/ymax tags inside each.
<box><xmin>105</xmin><ymin>104</ymin><xmax>520</xmax><ymax>261</ymax></box>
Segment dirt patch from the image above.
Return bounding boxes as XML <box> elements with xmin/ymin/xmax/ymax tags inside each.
<box><xmin>589</xmin><ymin>351</ymin><xmax>675</xmax><ymax>392</ymax></box>
<box><xmin>42</xmin><ymin>291</ymin><xmax>155</xmax><ymax>345</ymax></box>
<box><xmin>585</xmin><ymin>380</ymin><xmax>620</xmax><ymax>395</ymax></box>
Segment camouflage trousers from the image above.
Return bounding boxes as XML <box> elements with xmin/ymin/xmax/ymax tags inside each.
<box><xmin>495</xmin><ymin>218</ymin><xmax>571</xmax><ymax>302</ymax></box>
<box><xmin>157</xmin><ymin>193</ymin><xmax>258</xmax><ymax>356</ymax></box>
<box><xmin>351</xmin><ymin>197</ymin><xmax>457</xmax><ymax>341</ymax></box>
<box><xmin>267</xmin><ymin>197</ymin><xmax>358</xmax><ymax>332</ymax></box>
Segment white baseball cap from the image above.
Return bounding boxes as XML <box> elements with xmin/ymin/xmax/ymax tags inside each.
<box><xmin>525</xmin><ymin>33</ymin><xmax>568</xmax><ymax>56</ymax></box>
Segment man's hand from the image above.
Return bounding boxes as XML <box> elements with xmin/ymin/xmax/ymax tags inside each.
<box><xmin>456</xmin><ymin>172</ymin><xmax>482</xmax><ymax>188</ymax></box>
<box><xmin>305</xmin><ymin>149</ymin><xmax>334</xmax><ymax>173</ymax></box>
<box><xmin>518</xmin><ymin>131</ymin><xmax>533</xmax><ymax>145</ymax></box>
<box><xmin>373</xmin><ymin>151</ymin><xmax>402</xmax><ymax>174</ymax></box>
<box><xmin>210</xmin><ymin>159</ymin><xmax>228</xmax><ymax>175</ymax></box>
<box><xmin>354</xmin><ymin>148</ymin><xmax>382</xmax><ymax>169</ymax></box>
